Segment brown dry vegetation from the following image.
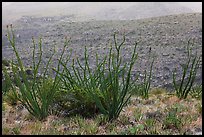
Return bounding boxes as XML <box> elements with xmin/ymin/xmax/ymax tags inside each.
<box><xmin>2</xmin><ymin>90</ymin><xmax>202</xmax><ymax>135</ymax></box>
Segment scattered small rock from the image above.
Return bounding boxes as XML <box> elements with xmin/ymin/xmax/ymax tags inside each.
<box><xmin>162</xmin><ymin>53</ymin><xmax>170</xmax><ymax>56</ymax></box>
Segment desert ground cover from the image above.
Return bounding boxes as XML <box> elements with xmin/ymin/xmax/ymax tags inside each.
<box><xmin>2</xmin><ymin>89</ymin><xmax>202</xmax><ymax>135</ymax></box>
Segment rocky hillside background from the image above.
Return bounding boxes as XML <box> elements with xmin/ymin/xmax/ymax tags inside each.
<box><xmin>2</xmin><ymin>12</ymin><xmax>202</xmax><ymax>91</ymax></box>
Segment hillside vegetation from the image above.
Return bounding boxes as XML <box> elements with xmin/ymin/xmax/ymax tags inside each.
<box><xmin>2</xmin><ymin>13</ymin><xmax>202</xmax><ymax>135</ymax></box>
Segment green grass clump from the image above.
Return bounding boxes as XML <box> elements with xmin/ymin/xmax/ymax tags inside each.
<box><xmin>2</xmin><ymin>66</ymin><xmax>13</xmax><ymax>95</ymax></box>
<box><xmin>3</xmin><ymin>89</ymin><xmax>19</xmax><ymax>106</ymax></box>
<box><xmin>145</xmin><ymin>118</ymin><xmax>156</xmax><ymax>129</ymax></box>
<box><xmin>195</xmin><ymin>103</ymin><xmax>202</xmax><ymax>115</ymax></box>
<box><xmin>162</xmin><ymin>109</ymin><xmax>182</xmax><ymax>130</ymax></box>
<box><xmin>11</xmin><ymin>126</ymin><xmax>21</xmax><ymax>135</ymax></box>
<box><xmin>173</xmin><ymin>39</ymin><xmax>201</xmax><ymax>99</ymax></box>
<box><xmin>149</xmin><ymin>88</ymin><xmax>167</xmax><ymax>96</ymax></box>
<box><xmin>189</xmin><ymin>84</ymin><xmax>202</xmax><ymax>100</ymax></box>
<box><xmin>133</xmin><ymin>108</ymin><xmax>143</xmax><ymax>122</ymax></box>
<box><xmin>94</xmin><ymin>114</ymin><xmax>109</xmax><ymax>126</ymax></box>
<box><xmin>128</xmin><ymin>124</ymin><xmax>145</xmax><ymax>135</ymax></box>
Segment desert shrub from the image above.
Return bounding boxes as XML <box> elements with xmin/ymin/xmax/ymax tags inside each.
<box><xmin>162</xmin><ymin>110</ymin><xmax>182</xmax><ymax>130</ymax></box>
<box><xmin>139</xmin><ymin>53</ymin><xmax>155</xmax><ymax>99</ymax></box>
<box><xmin>173</xmin><ymin>39</ymin><xmax>201</xmax><ymax>99</ymax></box>
<box><xmin>189</xmin><ymin>84</ymin><xmax>202</xmax><ymax>100</ymax></box>
<box><xmin>3</xmin><ymin>89</ymin><xmax>19</xmax><ymax>106</ymax></box>
<box><xmin>54</xmin><ymin>32</ymin><xmax>138</xmax><ymax>121</ymax></box>
<box><xmin>52</xmin><ymin>86</ymin><xmax>100</xmax><ymax>117</ymax></box>
<box><xmin>3</xmin><ymin>25</ymin><xmax>66</xmax><ymax>120</ymax></box>
<box><xmin>2</xmin><ymin>67</ymin><xmax>13</xmax><ymax>94</ymax></box>
<box><xmin>130</xmin><ymin>50</ymin><xmax>155</xmax><ymax>99</ymax></box>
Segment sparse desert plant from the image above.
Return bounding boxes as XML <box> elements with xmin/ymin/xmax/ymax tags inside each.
<box><xmin>170</xmin><ymin>102</ymin><xmax>188</xmax><ymax>114</ymax></box>
<box><xmin>77</xmin><ymin>118</ymin><xmax>98</xmax><ymax>135</ymax></box>
<box><xmin>11</xmin><ymin>126</ymin><xmax>21</xmax><ymax>135</ymax></box>
<box><xmin>52</xmin><ymin>68</ymin><xmax>102</xmax><ymax>117</ymax></box>
<box><xmin>3</xmin><ymin>25</ymin><xmax>67</xmax><ymax>120</ymax></box>
<box><xmin>149</xmin><ymin>88</ymin><xmax>167</xmax><ymax>96</ymax></box>
<box><xmin>128</xmin><ymin>124</ymin><xmax>145</xmax><ymax>135</ymax></box>
<box><xmin>173</xmin><ymin>39</ymin><xmax>201</xmax><ymax>99</ymax></box>
<box><xmin>105</xmin><ymin>122</ymin><xmax>117</xmax><ymax>133</ymax></box>
<box><xmin>144</xmin><ymin>118</ymin><xmax>156</xmax><ymax>130</ymax></box>
<box><xmin>133</xmin><ymin>108</ymin><xmax>143</xmax><ymax>122</ymax></box>
<box><xmin>94</xmin><ymin>114</ymin><xmax>109</xmax><ymax>125</ymax></box>
<box><xmin>2</xmin><ymin>127</ymin><xmax>11</xmax><ymax>135</ymax></box>
<box><xmin>51</xmin><ymin>43</ymin><xmax>102</xmax><ymax>117</ymax></box>
<box><xmin>94</xmin><ymin>33</ymin><xmax>138</xmax><ymax>121</ymax></box>
<box><xmin>195</xmin><ymin>103</ymin><xmax>202</xmax><ymax>115</ymax></box>
<box><xmin>189</xmin><ymin>84</ymin><xmax>202</xmax><ymax>100</ymax></box>
<box><xmin>3</xmin><ymin>89</ymin><xmax>19</xmax><ymax>106</ymax></box>
<box><xmin>140</xmin><ymin>53</ymin><xmax>155</xmax><ymax>99</ymax></box>
<box><xmin>131</xmin><ymin>50</ymin><xmax>155</xmax><ymax>99</ymax></box>
<box><xmin>119</xmin><ymin>114</ymin><xmax>130</xmax><ymax>125</ymax></box>
<box><xmin>162</xmin><ymin>109</ymin><xmax>182</xmax><ymax>130</ymax></box>
<box><xmin>54</xmin><ymin>32</ymin><xmax>138</xmax><ymax>121</ymax></box>
<box><xmin>2</xmin><ymin>64</ymin><xmax>13</xmax><ymax>94</ymax></box>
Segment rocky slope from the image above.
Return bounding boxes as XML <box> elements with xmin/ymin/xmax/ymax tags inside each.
<box><xmin>2</xmin><ymin>13</ymin><xmax>202</xmax><ymax>91</ymax></box>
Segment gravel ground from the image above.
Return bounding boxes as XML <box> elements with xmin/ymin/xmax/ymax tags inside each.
<box><xmin>2</xmin><ymin>13</ymin><xmax>202</xmax><ymax>91</ymax></box>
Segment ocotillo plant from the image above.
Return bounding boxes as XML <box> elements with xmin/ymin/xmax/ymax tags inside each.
<box><xmin>172</xmin><ymin>39</ymin><xmax>201</xmax><ymax>99</ymax></box>
<box><xmin>130</xmin><ymin>47</ymin><xmax>155</xmax><ymax>99</ymax></box>
<box><xmin>3</xmin><ymin>25</ymin><xmax>68</xmax><ymax>120</ymax></box>
<box><xmin>140</xmin><ymin>48</ymin><xmax>155</xmax><ymax>99</ymax></box>
<box><xmin>54</xmin><ymin>32</ymin><xmax>138</xmax><ymax>121</ymax></box>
